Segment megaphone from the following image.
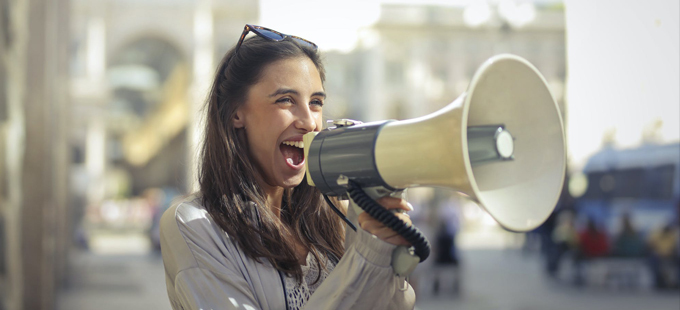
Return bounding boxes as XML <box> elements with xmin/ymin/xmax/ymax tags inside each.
<box><xmin>303</xmin><ymin>54</ymin><xmax>565</xmax><ymax>269</ymax></box>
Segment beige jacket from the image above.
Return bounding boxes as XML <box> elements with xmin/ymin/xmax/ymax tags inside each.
<box><xmin>160</xmin><ymin>194</ymin><xmax>416</xmax><ymax>310</ymax></box>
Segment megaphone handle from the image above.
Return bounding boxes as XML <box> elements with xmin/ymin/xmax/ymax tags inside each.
<box><xmin>347</xmin><ymin>197</ymin><xmax>420</xmax><ymax>277</ymax></box>
<box><xmin>347</xmin><ymin>185</ymin><xmax>430</xmax><ymax>261</ymax></box>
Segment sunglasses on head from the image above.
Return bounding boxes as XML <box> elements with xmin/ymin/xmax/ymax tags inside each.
<box><xmin>233</xmin><ymin>24</ymin><xmax>318</xmax><ymax>56</ymax></box>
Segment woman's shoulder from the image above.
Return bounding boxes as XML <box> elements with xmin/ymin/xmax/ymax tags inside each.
<box><xmin>163</xmin><ymin>193</ymin><xmax>208</xmax><ymax>223</ymax></box>
<box><xmin>160</xmin><ymin>193</ymin><xmax>235</xmax><ymax>273</ymax></box>
<box><xmin>160</xmin><ymin>192</ymin><xmax>227</xmax><ymax>241</ymax></box>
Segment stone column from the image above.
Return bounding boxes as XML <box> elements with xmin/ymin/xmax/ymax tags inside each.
<box><xmin>188</xmin><ymin>0</ymin><xmax>214</xmax><ymax>193</ymax></box>
<box><xmin>1</xmin><ymin>0</ymin><xmax>70</xmax><ymax>309</ymax></box>
<box><xmin>1</xmin><ymin>0</ymin><xmax>30</xmax><ymax>309</ymax></box>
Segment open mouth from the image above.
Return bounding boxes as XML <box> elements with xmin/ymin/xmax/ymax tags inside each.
<box><xmin>280</xmin><ymin>140</ymin><xmax>305</xmax><ymax>167</ymax></box>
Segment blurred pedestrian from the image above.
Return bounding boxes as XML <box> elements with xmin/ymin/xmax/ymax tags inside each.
<box><xmin>578</xmin><ymin>218</ymin><xmax>610</xmax><ymax>258</ymax></box>
<box><xmin>612</xmin><ymin>213</ymin><xmax>645</xmax><ymax>258</ymax></box>
<box><xmin>431</xmin><ymin>198</ymin><xmax>461</xmax><ymax>296</ymax></box>
<box><xmin>574</xmin><ymin>218</ymin><xmax>609</xmax><ymax>285</ymax></box>
<box><xmin>647</xmin><ymin>222</ymin><xmax>679</xmax><ymax>289</ymax></box>
<box><xmin>547</xmin><ymin>210</ymin><xmax>578</xmax><ymax>277</ymax></box>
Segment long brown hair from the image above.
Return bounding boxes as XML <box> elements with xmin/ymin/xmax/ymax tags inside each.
<box><xmin>199</xmin><ymin>35</ymin><xmax>345</xmax><ymax>282</ymax></box>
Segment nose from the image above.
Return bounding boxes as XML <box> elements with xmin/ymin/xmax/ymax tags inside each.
<box><xmin>294</xmin><ymin>105</ymin><xmax>318</xmax><ymax>132</ymax></box>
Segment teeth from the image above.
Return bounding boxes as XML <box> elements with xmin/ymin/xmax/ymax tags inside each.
<box><xmin>286</xmin><ymin>158</ymin><xmax>294</xmax><ymax>165</ymax></box>
<box><xmin>282</xmin><ymin>141</ymin><xmax>304</xmax><ymax>148</ymax></box>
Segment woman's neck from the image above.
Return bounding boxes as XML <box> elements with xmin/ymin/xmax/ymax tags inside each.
<box><xmin>261</xmin><ymin>182</ymin><xmax>308</xmax><ymax>263</ymax></box>
<box><xmin>261</xmin><ymin>183</ymin><xmax>284</xmax><ymax>218</ymax></box>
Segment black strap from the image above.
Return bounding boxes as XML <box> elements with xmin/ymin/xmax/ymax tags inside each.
<box><xmin>323</xmin><ymin>194</ymin><xmax>357</xmax><ymax>231</ymax></box>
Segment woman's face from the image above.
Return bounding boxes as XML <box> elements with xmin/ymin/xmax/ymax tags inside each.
<box><xmin>234</xmin><ymin>56</ymin><xmax>324</xmax><ymax>190</ymax></box>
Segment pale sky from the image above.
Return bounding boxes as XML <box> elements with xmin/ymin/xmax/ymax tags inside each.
<box><xmin>259</xmin><ymin>0</ymin><xmax>382</xmax><ymax>52</ymax></box>
<box><xmin>259</xmin><ymin>0</ymin><xmax>564</xmax><ymax>51</ymax></box>
<box><xmin>565</xmin><ymin>0</ymin><xmax>679</xmax><ymax>169</ymax></box>
<box><xmin>259</xmin><ymin>0</ymin><xmax>499</xmax><ymax>51</ymax></box>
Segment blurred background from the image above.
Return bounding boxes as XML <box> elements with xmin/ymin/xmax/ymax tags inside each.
<box><xmin>0</xmin><ymin>0</ymin><xmax>678</xmax><ymax>309</ymax></box>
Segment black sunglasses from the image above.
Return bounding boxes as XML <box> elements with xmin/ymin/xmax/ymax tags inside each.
<box><xmin>233</xmin><ymin>24</ymin><xmax>318</xmax><ymax>56</ymax></box>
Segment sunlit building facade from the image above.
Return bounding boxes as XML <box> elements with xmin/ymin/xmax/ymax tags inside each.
<box><xmin>324</xmin><ymin>3</ymin><xmax>566</xmax><ymax>123</ymax></box>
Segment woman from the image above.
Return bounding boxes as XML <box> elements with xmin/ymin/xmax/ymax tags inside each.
<box><xmin>160</xmin><ymin>25</ymin><xmax>416</xmax><ymax>309</ymax></box>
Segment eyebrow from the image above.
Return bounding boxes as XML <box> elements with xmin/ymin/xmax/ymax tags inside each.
<box><xmin>268</xmin><ymin>88</ymin><xmax>326</xmax><ymax>99</ymax></box>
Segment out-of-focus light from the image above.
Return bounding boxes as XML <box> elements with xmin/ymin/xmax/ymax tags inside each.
<box><xmin>511</xmin><ymin>2</ymin><xmax>536</xmax><ymax>27</ymax></box>
<box><xmin>482</xmin><ymin>211</ymin><xmax>499</xmax><ymax>227</ymax></box>
<box><xmin>193</xmin><ymin>0</ymin><xmax>214</xmax><ymax>83</ymax></box>
<box><xmin>101</xmin><ymin>200</ymin><xmax>121</xmax><ymax>223</ymax></box>
<box><xmin>408</xmin><ymin>61</ymin><xmax>428</xmax><ymax>90</ymax></box>
<box><xmin>498</xmin><ymin>0</ymin><xmax>536</xmax><ymax>28</ymax></box>
<box><xmin>568</xmin><ymin>172</ymin><xmax>588</xmax><ymax>198</ymax></box>
<box><xmin>358</xmin><ymin>28</ymin><xmax>381</xmax><ymax>49</ymax></box>
<box><xmin>464</xmin><ymin>1</ymin><xmax>492</xmax><ymax>28</ymax></box>
<box><xmin>86</xmin><ymin>17</ymin><xmax>106</xmax><ymax>80</ymax></box>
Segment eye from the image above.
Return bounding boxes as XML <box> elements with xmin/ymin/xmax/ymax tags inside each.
<box><xmin>276</xmin><ymin>97</ymin><xmax>294</xmax><ymax>105</ymax></box>
<box><xmin>310</xmin><ymin>99</ymin><xmax>324</xmax><ymax>108</ymax></box>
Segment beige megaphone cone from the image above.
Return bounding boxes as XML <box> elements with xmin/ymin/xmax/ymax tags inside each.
<box><xmin>373</xmin><ymin>54</ymin><xmax>566</xmax><ymax>232</ymax></box>
<box><xmin>304</xmin><ymin>54</ymin><xmax>566</xmax><ymax>232</ymax></box>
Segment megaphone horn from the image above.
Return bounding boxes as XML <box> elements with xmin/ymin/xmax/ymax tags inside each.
<box><xmin>304</xmin><ymin>54</ymin><xmax>566</xmax><ymax>233</ymax></box>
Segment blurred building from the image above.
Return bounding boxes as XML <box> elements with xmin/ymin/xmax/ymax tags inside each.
<box><xmin>324</xmin><ymin>2</ymin><xmax>566</xmax><ymax>122</ymax></box>
<box><xmin>69</xmin><ymin>0</ymin><xmax>258</xmax><ymax>206</ymax></box>
<box><xmin>1</xmin><ymin>0</ymin><xmax>258</xmax><ymax>309</ymax></box>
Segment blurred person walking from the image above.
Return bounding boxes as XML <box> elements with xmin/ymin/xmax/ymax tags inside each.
<box><xmin>431</xmin><ymin>198</ymin><xmax>461</xmax><ymax>296</ymax></box>
<box><xmin>612</xmin><ymin>214</ymin><xmax>645</xmax><ymax>258</ymax></box>
<box><xmin>574</xmin><ymin>218</ymin><xmax>609</xmax><ymax>285</ymax></box>
<box><xmin>547</xmin><ymin>210</ymin><xmax>578</xmax><ymax>278</ymax></box>
<box><xmin>647</xmin><ymin>222</ymin><xmax>679</xmax><ymax>289</ymax></box>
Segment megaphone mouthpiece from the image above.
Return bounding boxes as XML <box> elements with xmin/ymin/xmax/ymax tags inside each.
<box><xmin>467</xmin><ymin>125</ymin><xmax>515</xmax><ymax>165</ymax></box>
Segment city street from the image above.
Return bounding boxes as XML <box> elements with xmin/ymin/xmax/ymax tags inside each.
<box><xmin>56</xmin><ymin>245</ymin><xmax>679</xmax><ymax>310</ymax></box>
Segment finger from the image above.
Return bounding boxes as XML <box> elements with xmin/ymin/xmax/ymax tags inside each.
<box><xmin>359</xmin><ymin>216</ymin><xmax>412</xmax><ymax>239</ymax></box>
<box><xmin>394</xmin><ymin>213</ymin><xmax>412</xmax><ymax>227</ymax></box>
<box><xmin>358</xmin><ymin>210</ymin><xmax>412</xmax><ymax>230</ymax></box>
<box><xmin>383</xmin><ymin>235</ymin><xmax>411</xmax><ymax>246</ymax></box>
<box><xmin>376</xmin><ymin>197</ymin><xmax>413</xmax><ymax>212</ymax></box>
<box><xmin>357</xmin><ymin>212</ymin><xmax>374</xmax><ymax>229</ymax></box>
<box><xmin>368</xmin><ymin>226</ymin><xmax>401</xmax><ymax>240</ymax></box>
<box><xmin>358</xmin><ymin>216</ymin><xmax>389</xmax><ymax>232</ymax></box>
<box><xmin>359</xmin><ymin>218</ymin><xmax>413</xmax><ymax>246</ymax></box>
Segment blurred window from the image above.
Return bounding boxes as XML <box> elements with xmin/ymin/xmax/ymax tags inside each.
<box><xmin>583</xmin><ymin>165</ymin><xmax>676</xmax><ymax>200</ymax></box>
<box><xmin>643</xmin><ymin>164</ymin><xmax>675</xmax><ymax>200</ymax></box>
<box><xmin>611</xmin><ymin>168</ymin><xmax>644</xmax><ymax>198</ymax></box>
<box><xmin>385</xmin><ymin>61</ymin><xmax>404</xmax><ymax>86</ymax></box>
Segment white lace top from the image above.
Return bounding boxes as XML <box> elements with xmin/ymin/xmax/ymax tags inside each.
<box><xmin>283</xmin><ymin>253</ymin><xmax>336</xmax><ymax>310</ymax></box>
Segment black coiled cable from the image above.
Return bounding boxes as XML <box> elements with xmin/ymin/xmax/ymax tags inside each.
<box><xmin>346</xmin><ymin>180</ymin><xmax>431</xmax><ymax>262</ymax></box>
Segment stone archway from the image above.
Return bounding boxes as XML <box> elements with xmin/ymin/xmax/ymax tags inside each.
<box><xmin>105</xmin><ymin>37</ymin><xmax>190</xmax><ymax>199</ymax></box>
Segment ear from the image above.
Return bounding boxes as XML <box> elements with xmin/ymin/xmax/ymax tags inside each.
<box><xmin>233</xmin><ymin>109</ymin><xmax>246</xmax><ymax>129</ymax></box>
